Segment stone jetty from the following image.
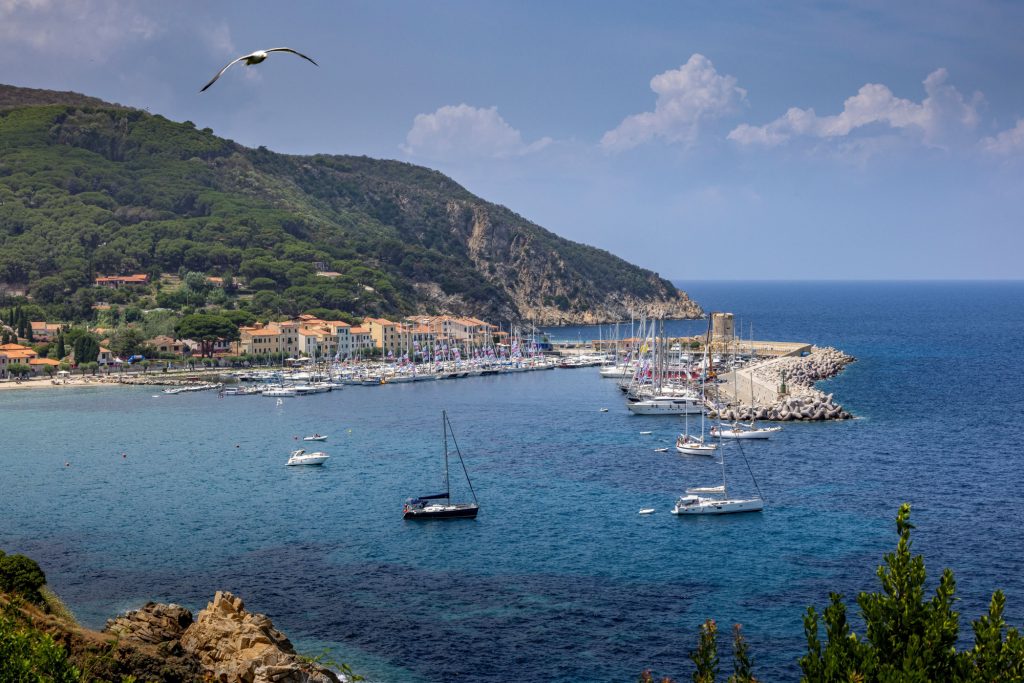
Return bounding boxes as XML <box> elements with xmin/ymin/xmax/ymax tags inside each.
<box><xmin>105</xmin><ymin>592</ymin><xmax>343</xmax><ymax>683</ymax></box>
<box><xmin>709</xmin><ymin>346</ymin><xmax>856</xmax><ymax>421</ymax></box>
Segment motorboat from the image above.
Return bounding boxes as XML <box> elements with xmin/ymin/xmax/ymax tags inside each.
<box><xmin>264</xmin><ymin>387</ymin><xmax>297</xmax><ymax>398</ymax></box>
<box><xmin>303</xmin><ymin>434</ymin><xmax>328</xmax><ymax>442</ymax></box>
<box><xmin>710</xmin><ymin>423</ymin><xmax>781</xmax><ymax>440</ymax></box>
<box><xmin>286</xmin><ymin>449</ymin><xmax>329</xmax><ymax>466</ymax></box>
<box><xmin>627</xmin><ymin>394</ymin><xmax>703</xmax><ymax>415</ymax></box>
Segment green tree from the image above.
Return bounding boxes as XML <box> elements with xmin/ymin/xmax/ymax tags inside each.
<box><xmin>0</xmin><ymin>551</ymin><xmax>47</xmax><ymax>605</ymax></box>
<box><xmin>7</xmin><ymin>363</ymin><xmax>30</xmax><ymax>379</ymax></box>
<box><xmin>72</xmin><ymin>335</ymin><xmax>100</xmax><ymax>366</ymax></box>
<box><xmin>800</xmin><ymin>503</ymin><xmax>1024</xmax><ymax>682</ymax></box>
<box><xmin>109</xmin><ymin>327</ymin><xmax>147</xmax><ymax>360</ymax></box>
<box><xmin>55</xmin><ymin>332</ymin><xmax>66</xmax><ymax>360</ymax></box>
<box><xmin>174</xmin><ymin>313</ymin><xmax>239</xmax><ymax>357</ymax></box>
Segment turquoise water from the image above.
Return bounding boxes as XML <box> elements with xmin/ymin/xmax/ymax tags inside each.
<box><xmin>1</xmin><ymin>281</ymin><xmax>1022</xmax><ymax>681</ymax></box>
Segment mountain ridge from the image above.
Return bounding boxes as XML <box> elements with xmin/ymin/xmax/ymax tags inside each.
<box><xmin>0</xmin><ymin>83</ymin><xmax>701</xmax><ymax>324</ymax></box>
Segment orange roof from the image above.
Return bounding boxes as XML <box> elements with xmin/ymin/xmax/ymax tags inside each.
<box><xmin>29</xmin><ymin>358</ymin><xmax>60</xmax><ymax>366</ymax></box>
<box><xmin>0</xmin><ymin>343</ymin><xmax>30</xmax><ymax>351</ymax></box>
<box><xmin>349</xmin><ymin>326</ymin><xmax>370</xmax><ymax>334</ymax></box>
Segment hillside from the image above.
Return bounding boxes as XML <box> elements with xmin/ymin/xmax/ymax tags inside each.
<box><xmin>0</xmin><ymin>84</ymin><xmax>701</xmax><ymax>324</ymax></box>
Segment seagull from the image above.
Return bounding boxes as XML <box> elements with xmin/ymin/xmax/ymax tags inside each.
<box><xmin>200</xmin><ymin>47</ymin><xmax>318</xmax><ymax>92</ymax></box>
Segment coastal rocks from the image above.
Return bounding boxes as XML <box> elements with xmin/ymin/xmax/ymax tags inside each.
<box><xmin>709</xmin><ymin>347</ymin><xmax>856</xmax><ymax>422</ymax></box>
<box><xmin>179</xmin><ymin>591</ymin><xmax>340</xmax><ymax>683</ymax></box>
<box><xmin>105</xmin><ymin>602</ymin><xmax>194</xmax><ymax>645</ymax></box>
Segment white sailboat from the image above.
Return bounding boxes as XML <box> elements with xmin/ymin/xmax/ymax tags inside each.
<box><xmin>672</xmin><ymin>414</ymin><xmax>765</xmax><ymax>515</ymax></box>
<box><xmin>677</xmin><ymin>342</ymin><xmax>717</xmax><ymax>456</ymax></box>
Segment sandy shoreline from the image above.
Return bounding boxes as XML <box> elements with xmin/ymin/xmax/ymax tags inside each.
<box><xmin>0</xmin><ymin>370</ymin><xmax>226</xmax><ymax>392</ymax></box>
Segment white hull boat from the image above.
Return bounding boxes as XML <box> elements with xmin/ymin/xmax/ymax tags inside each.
<box><xmin>303</xmin><ymin>435</ymin><xmax>328</xmax><ymax>442</ymax></box>
<box><xmin>675</xmin><ymin>435</ymin><xmax>718</xmax><ymax>456</ymax></box>
<box><xmin>264</xmin><ymin>387</ymin><xmax>297</xmax><ymax>397</ymax></box>
<box><xmin>710</xmin><ymin>424</ymin><xmax>781</xmax><ymax>440</ymax></box>
<box><xmin>627</xmin><ymin>395</ymin><xmax>703</xmax><ymax>415</ymax></box>
<box><xmin>671</xmin><ymin>492</ymin><xmax>764</xmax><ymax>515</ymax></box>
<box><xmin>287</xmin><ymin>449</ymin><xmax>329</xmax><ymax>466</ymax></box>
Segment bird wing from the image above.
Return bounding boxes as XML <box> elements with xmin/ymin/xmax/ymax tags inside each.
<box><xmin>200</xmin><ymin>55</ymin><xmax>249</xmax><ymax>92</ymax></box>
<box><xmin>265</xmin><ymin>47</ymin><xmax>319</xmax><ymax>67</ymax></box>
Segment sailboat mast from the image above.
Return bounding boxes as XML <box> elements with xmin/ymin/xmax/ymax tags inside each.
<box><xmin>442</xmin><ymin>410</ymin><xmax>450</xmax><ymax>500</ymax></box>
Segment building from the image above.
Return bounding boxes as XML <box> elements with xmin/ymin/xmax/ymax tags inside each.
<box><xmin>0</xmin><ymin>343</ymin><xmax>39</xmax><ymax>377</ymax></box>
<box><xmin>711</xmin><ymin>312</ymin><xmax>735</xmax><ymax>341</ymax></box>
<box><xmin>363</xmin><ymin>317</ymin><xmax>405</xmax><ymax>356</ymax></box>
<box><xmin>29</xmin><ymin>322</ymin><xmax>62</xmax><ymax>342</ymax></box>
<box><xmin>29</xmin><ymin>357</ymin><xmax>61</xmax><ymax>375</ymax></box>
<box><xmin>348</xmin><ymin>326</ymin><xmax>375</xmax><ymax>357</ymax></box>
<box><xmin>148</xmin><ymin>335</ymin><xmax>188</xmax><ymax>356</ymax></box>
<box><xmin>95</xmin><ymin>274</ymin><xmax>150</xmax><ymax>289</ymax></box>
<box><xmin>237</xmin><ymin>321</ymin><xmax>300</xmax><ymax>357</ymax></box>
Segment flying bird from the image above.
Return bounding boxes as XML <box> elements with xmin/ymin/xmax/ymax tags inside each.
<box><xmin>200</xmin><ymin>47</ymin><xmax>319</xmax><ymax>92</ymax></box>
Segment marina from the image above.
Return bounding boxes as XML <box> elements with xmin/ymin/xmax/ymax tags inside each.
<box><xmin>1</xmin><ymin>281</ymin><xmax>1022</xmax><ymax>682</ymax></box>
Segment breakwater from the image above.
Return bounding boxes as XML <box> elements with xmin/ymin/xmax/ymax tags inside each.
<box><xmin>710</xmin><ymin>346</ymin><xmax>856</xmax><ymax>421</ymax></box>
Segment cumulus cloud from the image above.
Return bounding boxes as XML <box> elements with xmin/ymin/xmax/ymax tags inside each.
<box><xmin>0</xmin><ymin>0</ymin><xmax>158</xmax><ymax>61</ymax></box>
<box><xmin>981</xmin><ymin>119</ymin><xmax>1024</xmax><ymax>155</ymax></box>
<box><xmin>600</xmin><ymin>54</ymin><xmax>747</xmax><ymax>151</ymax></box>
<box><xmin>729</xmin><ymin>68</ymin><xmax>981</xmax><ymax>149</ymax></box>
<box><xmin>402</xmin><ymin>104</ymin><xmax>552</xmax><ymax>160</ymax></box>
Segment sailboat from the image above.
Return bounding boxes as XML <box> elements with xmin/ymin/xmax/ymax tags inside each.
<box><xmin>671</xmin><ymin>437</ymin><xmax>764</xmax><ymax>515</ymax></box>
<box><xmin>676</xmin><ymin>377</ymin><xmax>717</xmax><ymax>455</ymax></box>
<box><xmin>403</xmin><ymin>411</ymin><xmax>479</xmax><ymax>520</ymax></box>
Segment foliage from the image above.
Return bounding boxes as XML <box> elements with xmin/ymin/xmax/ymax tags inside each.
<box><xmin>0</xmin><ymin>91</ymin><xmax>688</xmax><ymax>325</ymax></box>
<box><xmin>174</xmin><ymin>313</ymin><xmax>238</xmax><ymax>357</ymax></box>
<box><xmin>0</xmin><ymin>601</ymin><xmax>80</xmax><ymax>683</ymax></box>
<box><xmin>72</xmin><ymin>333</ymin><xmax>99</xmax><ymax>365</ymax></box>
<box><xmin>643</xmin><ymin>505</ymin><xmax>1024</xmax><ymax>682</ymax></box>
<box><xmin>6</xmin><ymin>362</ymin><xmax>30</xmax><ymax>377</ymax></box>
<box><xmin>0</xmin><ymin>550</ymin><xmax>47</xmax><ymax>605</ymax></box>
<box><xmin>800</xmin><ymin>503</ymin><xmax>1024</xmax><ymax>682</ymax></box>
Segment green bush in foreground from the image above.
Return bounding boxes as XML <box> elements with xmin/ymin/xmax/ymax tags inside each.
<box><xmin>643</xmin><ymin>504</ymin><xmax>1024</xmax><ymax>682</ymax></box>
<box><xmin>0</xmin><ymin>601</ymin><xmax>80</xmax><ymax>683</ymax></box>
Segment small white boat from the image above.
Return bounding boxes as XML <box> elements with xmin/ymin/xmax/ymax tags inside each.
<box><xmin>264</xmin><ymin>387</ymin><xmax>297</xmax><ymax>398</ymax></box>
<box><xmin>639</xmin><ymin>508</ymin><xmax>655</xmax><ymax>515</ymax></box>
<box><xmin>654</xmin><ymin>447</ymin><xmax>669</xmax><ymax>453</ymax></box>
<box><xmin>599</xmin><ymin>408</ymin><xmax>609</xmax><ymax>412</ymax></box>
<box><xmin>710</xmin><ymin>423</ymin><xmax>781</xmax><ymax>440</ymax></box>
<box><xmin>286</xmin><ymin>449</ymin><xmax>329</xmax><ymax>466</ymax></box>
<box><xmin>303</xmin><ymin>434</ymin><xmax>328</xmax><ymax>442</ymax></box>
<box><xmin>639</xmin><ymin>431</ymin><xmax>652</xmax><ymax>435</ymax></box>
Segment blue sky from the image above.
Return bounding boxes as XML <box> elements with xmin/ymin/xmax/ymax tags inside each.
<box><xmin>2</xmin><ymin>1</ymin><xmax>1023</xmax><ymax>280</ymax></box>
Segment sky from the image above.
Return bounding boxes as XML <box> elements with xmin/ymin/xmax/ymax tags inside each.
<box><xmin>2</xmin><ymin>0</ymin><xmax>1023</xmax><ymax>281</ymax></box>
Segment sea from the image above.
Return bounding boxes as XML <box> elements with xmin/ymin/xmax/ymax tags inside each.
<box><xmin>1</xmin><ymin>281</ymin><xmax>1022</xmax><ymax>682</ymax></box>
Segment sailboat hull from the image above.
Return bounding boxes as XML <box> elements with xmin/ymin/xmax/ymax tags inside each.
<box><xmin>403</xmin><ymin>503</ymin><xmax>479</xmax><ymax>520</ymax></box>
<box><xmin>671</xmin><ymin>498</ymin><xmax>764</xmax><ymax>515</ymax></box>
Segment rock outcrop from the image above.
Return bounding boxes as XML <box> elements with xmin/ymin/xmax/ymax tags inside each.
<box><xmin>179</xmin><ymin>591</ymin><xmax>340</xmax><ymax>683</ymax></box>
<box><xmin>105</xmin><ymin>601</ymin><xmax>193</xmax><ymax>645</ymax></box>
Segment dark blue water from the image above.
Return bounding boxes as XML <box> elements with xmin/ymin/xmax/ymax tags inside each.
<box><xmin>1</xmin><ymin>281</ymin><xmax>1022</xmax><ymax>682</ymax></box>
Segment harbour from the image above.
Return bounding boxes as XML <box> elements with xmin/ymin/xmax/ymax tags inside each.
<box><xmin>2</xmin><ymin>280</ymin><xmax>1022</xmax><ymax>681</ymax></box>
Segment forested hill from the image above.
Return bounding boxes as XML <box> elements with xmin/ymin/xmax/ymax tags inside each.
<box><xmin>0</xmin><ymin>84</ymin><xmax>701</xmax><ymax>324</ymax></box>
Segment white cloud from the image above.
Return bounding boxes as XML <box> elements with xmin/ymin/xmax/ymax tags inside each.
<box><xmin>199</xmin><ymin>21</ymin><xmax>236</xmax><ymax>59</ymax></box>
<box><xmin>402</xmin><ymin>104</ymin><xmax>552</xmax><ymax>160</ymax></box>
<box><xmin>0</xmin><ymin>0</ymin><xmax>158</xmax><ymax>62</ymax></box>
<box><xmin>729</xmin><ymin>68</ymin><xmax>981</xmax><ymax>149</ymax></box>
<box><xmin>600</xmin><ymin>54</ymin><xmax>747</xmax><ymax>151</ymax></box>
<box><xmin>981</xmin><ymin>119</ymin><xmax>1024</xmax><ymax>155</ymax></box>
